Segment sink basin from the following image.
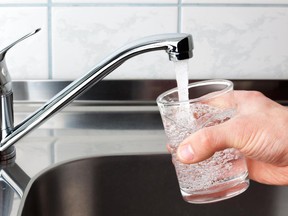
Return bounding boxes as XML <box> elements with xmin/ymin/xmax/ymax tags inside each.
<box><xmin>18</xmin><ymin>154</ymin><xmax>288</xmax><ymax>216</ymax></box>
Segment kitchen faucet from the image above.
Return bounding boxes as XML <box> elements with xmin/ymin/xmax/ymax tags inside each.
<box><xmin>0</xmin><ymin>29</ymin><xmax>193</xmax><ymax>161</ymax></box>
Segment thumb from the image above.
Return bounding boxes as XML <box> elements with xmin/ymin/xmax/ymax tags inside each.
<box><xmin>177</xmin><ymin>122</ymin><xmax>236</xmax><ymax>164</ymax></box>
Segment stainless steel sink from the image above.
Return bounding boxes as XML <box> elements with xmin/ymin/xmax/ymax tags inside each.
<box><xmin>18</xmin><ymin>154</ymin><xmax>288</xmax><ymax>216</ymax></box>
<box><xmin>10</xmin><ymin>80</ymin><xmax>288</xmax><ymax>215</ymax></box>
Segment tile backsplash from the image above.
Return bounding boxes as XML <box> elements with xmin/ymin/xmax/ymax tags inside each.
<box><xmin>0</xmin><ymin>1</ymin><xmax>287</xmax><ymax>80</ymax></box>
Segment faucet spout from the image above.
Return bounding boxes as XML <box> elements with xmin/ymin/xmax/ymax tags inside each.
<box><xmin>0</xmin><ymin>33</ymin><xmax>193</xmax><ymax>152</ymax></box>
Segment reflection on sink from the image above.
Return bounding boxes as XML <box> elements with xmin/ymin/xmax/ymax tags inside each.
<box><xmin>18</xmin><ymin>154</ymin><xmax>288</xmax><ymax>216</ymax></box>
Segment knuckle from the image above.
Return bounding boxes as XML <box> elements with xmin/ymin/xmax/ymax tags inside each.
<box><xmin>243</xmin><ymin>91</ymin><xmax>264</xmax><ymax>100</ymax></box>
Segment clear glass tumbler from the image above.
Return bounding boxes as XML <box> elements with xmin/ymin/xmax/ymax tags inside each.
<box><xmin>157</xmin><ymin>79</ymin><xmax>249</xmax><ymax>204</ymax></box>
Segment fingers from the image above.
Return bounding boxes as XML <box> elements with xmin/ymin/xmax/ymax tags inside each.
<box><xmin>177</xmin><ymin>122</ymin><xmax>235</xmax><ymax>163</ymax></box>
<box><xmin>175</xmin><ymin>91</ymin><xmax>258</xmax><ymax>164</ymax></box>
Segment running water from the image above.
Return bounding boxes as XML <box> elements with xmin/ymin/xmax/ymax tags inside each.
<box><xmin>174</xmin><ymin>60</ymin><xmax>189</xmax><ymax>102</ymax></box>
<box><xmin>174</xmin><ymin>60</ymin><xmax>193</xmax><ymax>122</ymax></box>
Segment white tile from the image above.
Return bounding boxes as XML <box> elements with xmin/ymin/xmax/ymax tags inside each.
<box><xmin>52</xmin><ymin>6</ymin><xmax>178</xmax><ymax>80</ymax></box>
<box><xmin>182</xmin><ymin>7</ymin><xmax>288</xmax><ymax>79</ymax></box>
<box><xmin>0</xmin><ymin>7</ymin><xmax>48</xmax><ymax>80</ymax></box>
<box><xmin>182</xmin><ymin>0</ymin><xmax>288</xmax><ymax>3</ymax></box>
<box><xmin>52</xmin><ymin>0</ymin><xmax>177</xmax><ymax>3</ymax></box>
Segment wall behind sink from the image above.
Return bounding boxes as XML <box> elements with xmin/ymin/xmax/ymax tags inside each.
<box><xmin>0</xmin><ymin>0</ymin><xmax>287</xmax><ymax>80</ymax></box>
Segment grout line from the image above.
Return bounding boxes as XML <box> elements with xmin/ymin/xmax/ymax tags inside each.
<box><xmin>49</xmin><ymin>3</ymin><xmax>178</xmax><ymax>7</ymax></box>
<box><xmin>0</xmin><ymin>3</ymin><xmax>288</xmax><ymax>7</ymax></box>
<box><xmin>0</xmin><ymin>3</ymin><xmax>47</xmax><ymax>7</ymax></box>
<box><xmin>177</xmin><ymin>0</ymin><xmax>182</xmax><ymax>33</ymax></box>
<box><xmin>181</xmin><ymin>3</ymin><xmax>288</xmax><ymax>7</ymax></box>
<box><xmin>0</xmin><ymin>3</ymin><xmax>178</xmax><ymax>7</ymax></box>
<box><xmin>47</xmin><ymin>0</ymin><xmax>53</xmax><ymax>79</ymax></box>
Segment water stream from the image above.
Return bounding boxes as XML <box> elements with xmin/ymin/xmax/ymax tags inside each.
<box><xmin>174</xmin><ymin>60</ymin><xmax>189</xmax><ymax>102</ymax></box>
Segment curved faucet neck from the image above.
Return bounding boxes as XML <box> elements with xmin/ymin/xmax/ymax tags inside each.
<box><xmin>0</xmin><ymin>33</ymin><xmax>194</xmax><ymax>154</ymax></box>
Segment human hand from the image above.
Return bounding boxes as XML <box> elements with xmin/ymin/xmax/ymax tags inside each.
<box><xmin>176</xmin><ymin>91</ymin><xmax>288</xmax><ymax>185</ymax></box>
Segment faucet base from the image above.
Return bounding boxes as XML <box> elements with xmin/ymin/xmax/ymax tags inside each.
<box><xmin>0</xmin><ymin>146</ymin><xmax>15</xmax><ymax>164</ymax></box>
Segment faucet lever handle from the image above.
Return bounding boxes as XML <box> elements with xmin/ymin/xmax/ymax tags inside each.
<box><xmin>0</xmin><ymin>28</ymin><xmax>41</xmax><ymax>94</ymax></box>
<box><xmin>0</xmin><ymin>28</ymin><xmax>41</xmax><ymax>147</ymax></box>
<box><xmin>0</xmin><ymin>28</ymin><xmax>41</xmax><ymax>61</ymax></box>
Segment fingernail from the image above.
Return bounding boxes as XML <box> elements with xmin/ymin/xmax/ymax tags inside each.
<box><xmin>178</xmin><ymin>144</ymin><xmax>194</xmax><ymax>162</ymax></box>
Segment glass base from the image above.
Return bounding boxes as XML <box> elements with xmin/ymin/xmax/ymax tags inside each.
<box><xmin>181</xmin><ymin>176</ymin><xmax>250</xmax><ymax>204</ymax></box>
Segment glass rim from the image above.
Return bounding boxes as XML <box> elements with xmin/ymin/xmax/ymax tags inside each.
<box><xmin>156</xmin><ymin>79</ymin><xmax>234</xmax><ymax>106</ymax></box>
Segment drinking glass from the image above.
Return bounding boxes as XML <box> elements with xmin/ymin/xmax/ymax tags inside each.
<box><xmin>157</xmin><ymin>79</ymin><xmax>249</xmax><ymax>204</ymax></box>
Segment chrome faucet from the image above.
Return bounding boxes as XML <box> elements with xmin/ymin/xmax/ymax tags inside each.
<box><xmin>0</xmin><ymin>29</ymin><xmax>193</xmax><ymax>160</ymax></box>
